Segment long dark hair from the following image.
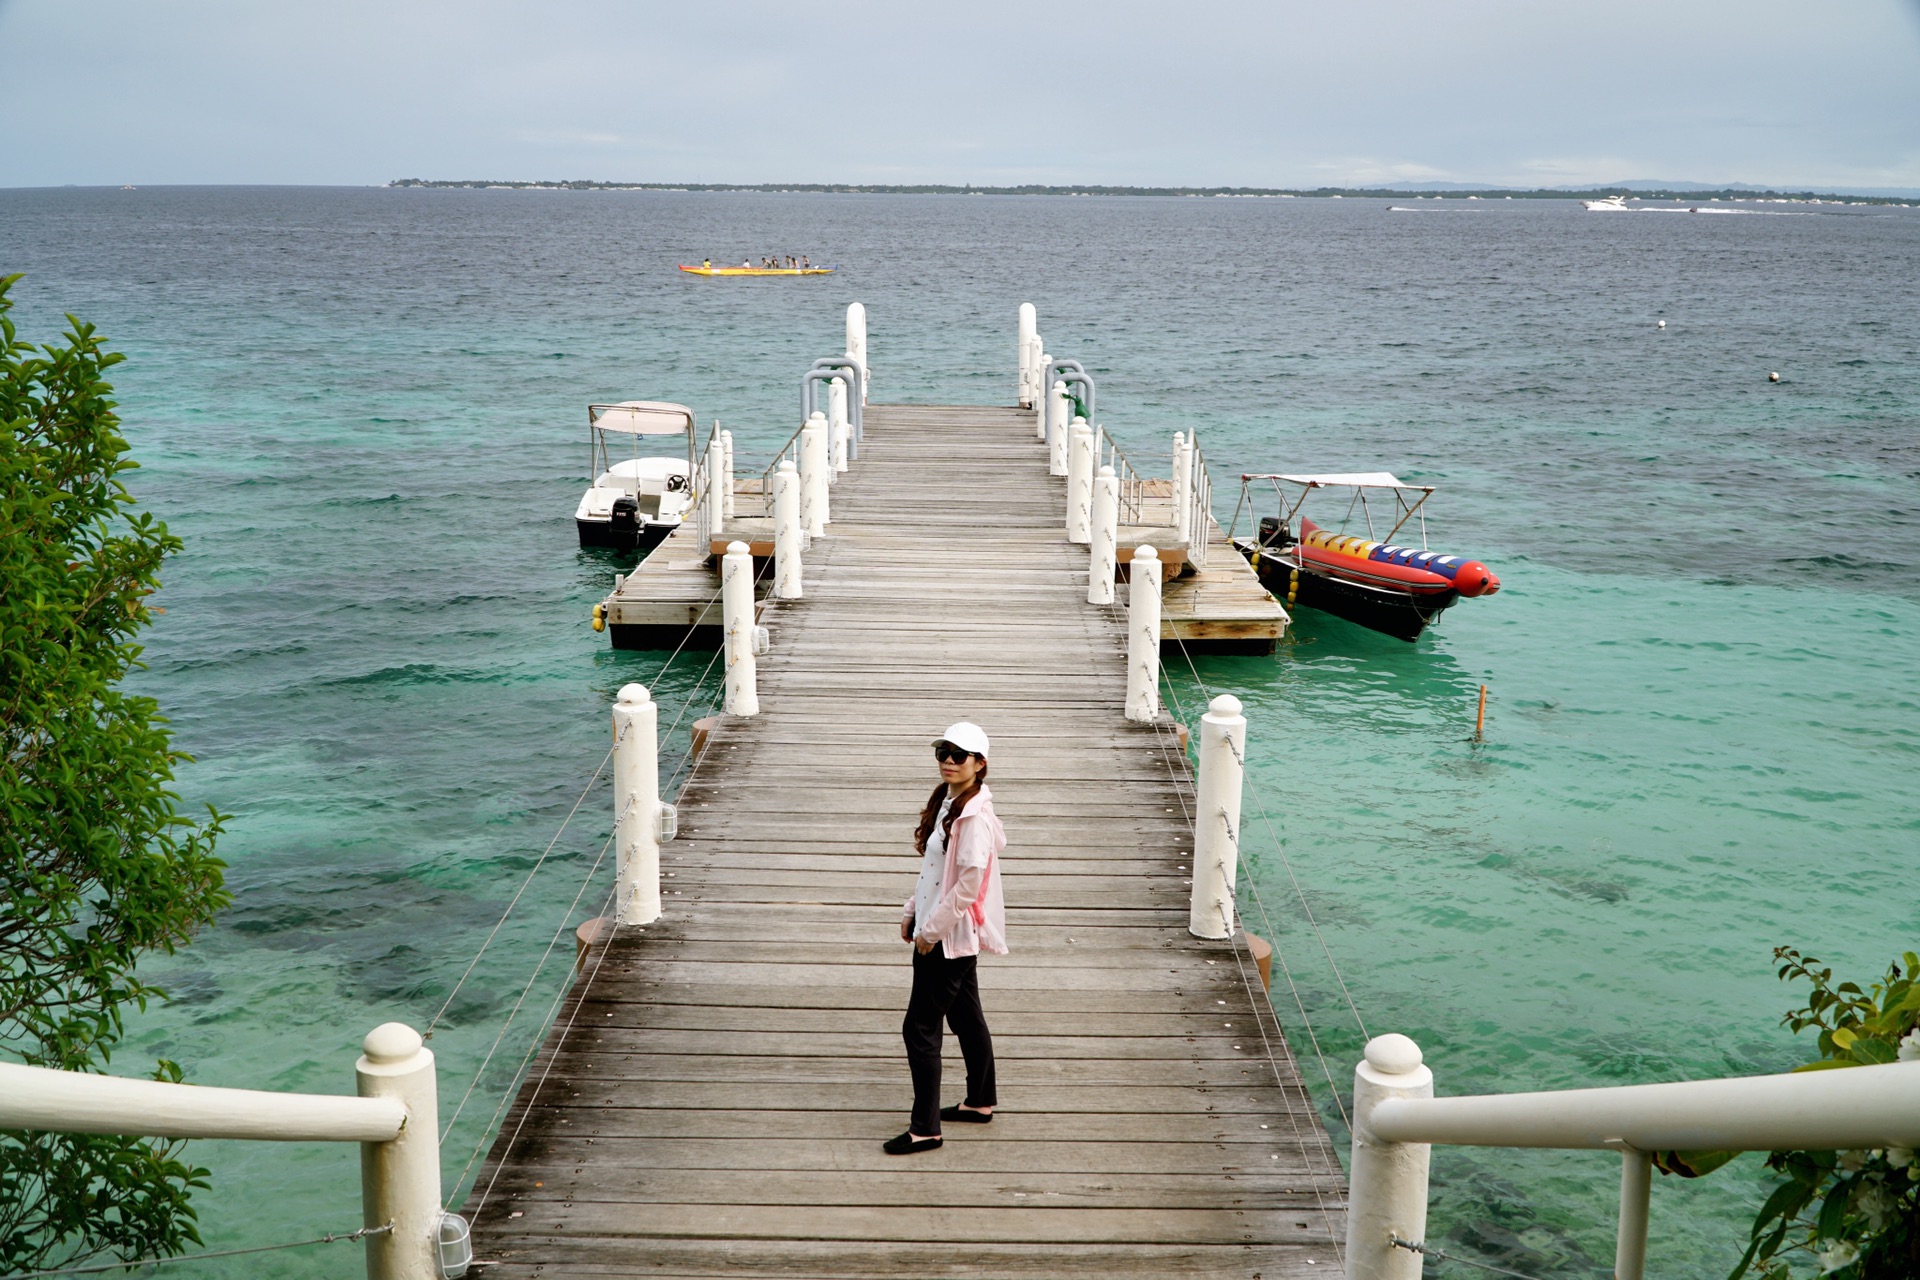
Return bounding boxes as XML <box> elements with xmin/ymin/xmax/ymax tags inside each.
<box><xmin>914</xmin><ymin>762</ymin><xmax>987</xmax><ymax>854</ymax></box>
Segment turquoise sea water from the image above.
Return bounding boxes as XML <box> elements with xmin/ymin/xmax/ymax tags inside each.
<box><xmin>2</xmin><ymin>188</ymin><xmax>1916</xmax><ymax>1278</ymax></box>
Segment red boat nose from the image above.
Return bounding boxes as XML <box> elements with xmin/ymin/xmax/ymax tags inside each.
<box><xmin>1453</xmin><ymin>563</ymin><xmax>1499</xmax><ymax>597</ymax></box>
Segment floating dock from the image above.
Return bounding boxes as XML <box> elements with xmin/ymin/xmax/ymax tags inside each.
<box><xmin>599</xmin><ymin>406</ymin><xmax>1288</xmax><ymax>655</ymax></box>
<box><xmin>463</xmin><ymin>402</ymin><xmax>1343</xmax><ymax>1277</ymax></box>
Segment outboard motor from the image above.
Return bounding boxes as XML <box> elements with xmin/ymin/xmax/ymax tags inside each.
<box><xmin>610</xmin><ymin>494</ymin><xmax>640</xmax><ymax>545</ymax></box>
<box><xmin>1258</xmin><ymin>516</ymin><xmax>1294</xmax><ymax>550</ymax></box>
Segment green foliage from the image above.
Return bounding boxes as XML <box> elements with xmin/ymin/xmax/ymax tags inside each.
<box><xmin>1726</xmin><ymin>948</ymin><xmax>1920</xmax><ymax>1280</ymax></box>
<box><xmin>0</xmin><ymin>274</ymin><xmax>229</xmax><ymax>1273</ymax></box>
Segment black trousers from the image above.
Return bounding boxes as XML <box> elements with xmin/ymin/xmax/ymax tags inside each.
<box><xmin>902</xmin><ymin>941</ymin><xmax>996</xmax><ymax>1136</ymax></box>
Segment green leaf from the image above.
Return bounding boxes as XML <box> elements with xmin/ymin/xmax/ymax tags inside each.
<box><xmin>1655</xmin><ymin>1149</ymin><xmax>1741</xmax><ymax>1178</ymax></box>
<box><xmin>1849</xmin><ymin>1036</ymin><xmax>1897</xmax><ymax>1065</ymax></box>
<box><xmin>1792</xmin><ymin>1058</ymin><xmax>1863</xmax><ymax>1072</ymax></box>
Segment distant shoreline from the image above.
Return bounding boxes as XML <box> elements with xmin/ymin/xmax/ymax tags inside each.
<box><xmin>386</xmin><ymin>178</ymin><xmax>1912</xmax><ymax>206</ymax></box>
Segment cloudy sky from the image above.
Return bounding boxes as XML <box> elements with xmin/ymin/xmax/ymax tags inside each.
<box><xmin>4</xmin><ymin>0</ymin><xmax>1917</xmax><ymax>190</ymax></box>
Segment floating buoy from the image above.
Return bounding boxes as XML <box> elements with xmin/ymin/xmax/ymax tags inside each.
<box><xmin>591</xmin><ymin>603</ymin><xmax>607</xmax><ymax>632</ymax></box>
<box><xmin>1656</xmin><ymin>320</ymin><xmax>1666</xmax><ymax>329</ymax></box>
<box><xmin>1769</xmin><ymin>371</ymin><xmax>1781</xmax><ymax>383</ymax></box>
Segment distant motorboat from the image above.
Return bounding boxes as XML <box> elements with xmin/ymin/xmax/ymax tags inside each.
<box><xmin>1582</xmin><ymin>195</ymin><xmax>1631</xmax><ymax>211</ymax></box>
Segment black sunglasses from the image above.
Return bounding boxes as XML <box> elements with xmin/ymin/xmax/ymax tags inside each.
<box><xmin>933</xmin><ymin>743</ymin><xmax>977</xmax><ymax>764</ymax></box>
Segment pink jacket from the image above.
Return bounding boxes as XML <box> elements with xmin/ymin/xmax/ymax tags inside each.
<box><xmin>903</xmin><ymin>785</ymin><xmax>1008</xmax><ymax>957</ymax></box>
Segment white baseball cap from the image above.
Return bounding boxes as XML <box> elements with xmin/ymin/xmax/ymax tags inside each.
<box><xmin>933</xmin><ymin>721</ymin><xmax>990</xmax><ymax>760</ymax></box>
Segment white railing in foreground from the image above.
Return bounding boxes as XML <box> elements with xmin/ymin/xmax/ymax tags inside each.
<box><xmin>0</xmin><ymin>1022</ymin><xmax>467</xmax><ymax>1280</ymax></box>
<box><xmin>1347</xmin><ymin>1034</ymin><xmax>1920</xmax><ymax>1280</ymax></box>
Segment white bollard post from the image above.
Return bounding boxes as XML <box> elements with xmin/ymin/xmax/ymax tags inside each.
<box><xmin>1189</xmin><ymin>693</ymin><xmax>1245</xmax><ymax>939</ymax></box>
<box><xmin>357</xmin><ymin>1022</ymin><xmax>444</xmax><ymax>1280</ymax></box>
<box><xmin>611</xmin><ymin>684</ymin><xmax>663</xmax><ymax>926</ymax></box>
<box><xmin>720</xmin><ymin>430</ymin><xmax>735</xmax><ymax>519</ymax></box>
<box><xmin>1172</xmin><ymin>431</ymin><xmax>1192</xmax><ymax>547</ymax></box>
<box><xmin>1617</xmin><ymin>1149</ymin><xmax>1653</xmax><ymax>1280</ymax></box>
<box><xmin>1067</xmin><ymin>417</ymin><xmax>1094</xmax><ymax>543</ymax></box>
<box><xmin>1047</xmin><ymin>379</ymin><xmax>1070</xmax><ymax>475</ymax></box>
<box><xmin>1089</xmin><ymin>464</ymin><xmax>1118</xmax><ymax>605</ymax></box>
<box><xmin>800</xmin><ymin>413</ymin><xmax>829</xmax><ymax>537</ymax></box>
<box><xmin>1126</xmin><ymin>546</ymin><xmax>1162</xmax><ymax>722</ymax></box>
<box><xmin>1346</xmin><ymin>1035</ymin><xmax>1435</xmax><ymax>1280</ymax></box>
<box><xmin>828</xmin><ymin>377</ymin><xmax>849</xmax><ymax>475</ymax></box>
<box><xmin>773</xmin><ymin>460</ymin><xmax>803</xmax><ymax>600</ymax></box>
<box><xmin>704</xmin><ymin>436</ymin><xmax>725</xmax><ymax>543</ymax></box>
<box><xmin>1017</xmin><ymin>303</ymin><xmax>1036</xmax><ymax>406</ymax></box>
<box><xmin>722</xmin><ymin>541</ymin><xmax>759</xmax><ymax>717</ymax></box>
<box><xmin>846</xmin><ymin>303</ymin><xmax>868</xmax><ymax>399</ymax></box>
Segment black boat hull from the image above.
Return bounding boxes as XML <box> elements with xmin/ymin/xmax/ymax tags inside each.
<box><xmin>577</xmin><ymin>517</ymin><xmax>676</xmax><ymax>554</ymax></box>
<box><xmin>1240</xmin><ymin>542</ymin><xmax>1458</xmax><ymax>642</ymax></box>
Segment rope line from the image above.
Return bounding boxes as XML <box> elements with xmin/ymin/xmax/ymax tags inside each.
<box><xmin>424</xmin><ymin>735</ymin><xmax>619</xmax><ymax>1040</ymax></box>
<box><xmin>1391</xmin><ymin>1234</ymin><xmax>1557</xmax><ymax>1280</ymax></box>
<box><xmin>463</xmin><ymin>689</ymin><xmax>736</xmax><ymax>1219</ymax></box>
<box><xmin>1117</xmin><ymin>631</ymin><xmax>1348</xmax><ymax>1269</ymax></box>
<box><xmin>8</xmin><ymin>1224</ymin><xmax>392</xmax><ymax>1278</ymax></box>
<box><xmin>439</xmin><ymin>822</ymin><xmax>620</xmax><ymax>1149</ymax></box>
<box><xmin>1164</xmin><ymin>620</ymin><xmax>1370</xmax><ymax>1041</ymax></box>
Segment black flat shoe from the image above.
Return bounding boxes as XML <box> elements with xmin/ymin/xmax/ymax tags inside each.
<box><xmin>940</xmin><ymin>1104</ymin><xmax>993</xmax><ymax>1123</ymax></box>
<box><xmin>883</xmin><ymin>1131</ymin><xmax>944</xmax><ymax>1155</ymax></box>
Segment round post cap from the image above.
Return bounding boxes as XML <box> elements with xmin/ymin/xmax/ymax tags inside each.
<box><xmin>1098</xmin><ymin>465</ymin><xmax>1115</xmax><ymax>477</ymax></box>
<box><xmin>363</xmin><ymin>1022</ymin><xmax>424</xmax><ymax>1064</ymax></box>
<box><xmin>1364</xmin><ymin>1033</ymin><xmax>1424</xmax><ymax>1074</ymax></box>
<box><xmin>617</xmin><ymin>683</ymin><xmax>651</xmax><ymax>706</ymax></box>
<box><xmin>807</xmin><ymin>411</ymin><xmax>826</xmax><ymax>423</ymax></box>
<box><xmin>727</xmin><ymin>541</ymin><xmax>751</xmax><ymax>556</ymax></box>
<box><xmin>1135</xmin><ymin>545</ymin><xmax>1160</xmax><ymax>561</ymax></box>
<box><xmin>1207</xmin><ymin>693</ymin><xmax>1244</xmax><ymax>718</ymax></box>
<box><xmin>778</xmin><ymin>459</ymin><xmax>797</xmax><ymax>472</ymax></box>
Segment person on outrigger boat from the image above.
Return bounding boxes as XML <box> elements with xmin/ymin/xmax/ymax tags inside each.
<box><xmin>801</xmin><ymin>255</ymin><xmax>811</xmax><ymax>269</ymax></box>
<box><xmin>702</xmin><ymin>259</ymin><xmax>711</xmax><ymax>269</ymax></box>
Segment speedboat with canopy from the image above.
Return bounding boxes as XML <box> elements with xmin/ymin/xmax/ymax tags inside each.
<box><xmin>575</xmin><ymin>401</ymin><xmax>696</xmax><ymax>552</ymax></box>
<box><xmin>1229</xmin><ymin>472</ymin><xmax>1501</xmax><ymax>642</ymax></box>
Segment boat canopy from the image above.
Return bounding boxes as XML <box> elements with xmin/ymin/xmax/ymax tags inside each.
<box><xmin>1247</xmin><ymin>472</ymin><xmax>1433</xmax><ymax>492</ymax></box>
<box><xmin>589</xmin><ymin>401</ymin><xmax>695</xmax><ymax>436</ymax></box>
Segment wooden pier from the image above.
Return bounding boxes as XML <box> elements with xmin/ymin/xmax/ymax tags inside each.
<box><xmin>465</xmin><ymin>405</ymin><xmax>1345</xmax><ymax>1278</ymax></box>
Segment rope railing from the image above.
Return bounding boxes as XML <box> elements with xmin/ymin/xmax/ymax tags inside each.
<box><xmin>1129</xmin><ymin>654</ymin><xmax>1349</xmax><ymax>1269</ymax></box>
<box><xmin>9</xmin><ymin>1224</ymin><xmax>394</xmax><ymax>1279</ymax></box>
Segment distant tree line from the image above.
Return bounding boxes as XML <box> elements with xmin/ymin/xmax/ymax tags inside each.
<box><xmin>384</xmin><ymin>178</ymin><xmax>1908</xmax><ymax>205</ymax></box>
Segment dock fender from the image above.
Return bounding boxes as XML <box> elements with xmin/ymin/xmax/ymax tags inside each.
<box><xmin>592</xmin><ymin>603</ymin><xmax>607</xmax><ymax>632</ymax></box>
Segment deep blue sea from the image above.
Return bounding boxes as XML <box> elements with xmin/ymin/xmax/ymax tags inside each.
<box><xmin>3</xmin><ymin>186</ymin><xmax>1917</xmax><ymax>1278</ymax></box>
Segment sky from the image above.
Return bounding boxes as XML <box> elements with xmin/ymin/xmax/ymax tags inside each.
<box><xmin>2</xmin><ymin>0</ymin><xmax>1918</xmax><ymax>190</ymax></box>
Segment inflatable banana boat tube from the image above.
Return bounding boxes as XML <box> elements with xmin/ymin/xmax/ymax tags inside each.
<box><xmin>1299</xmin><ymin>518</ymin><xmax>1500</xmax><ymax>598</ymax></box>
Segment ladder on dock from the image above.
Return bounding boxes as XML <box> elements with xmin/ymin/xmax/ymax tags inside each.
<box><xmin>465</xmin><ymin>404</ymin><xmax>1347</xmax><ymax>1278</ymax></box>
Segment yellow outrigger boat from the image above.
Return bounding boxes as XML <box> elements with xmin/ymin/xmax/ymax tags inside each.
<box><xmin>679</xmin><ymin>263</ymin><xmax>835</xmax><ymax>277</ymax></box>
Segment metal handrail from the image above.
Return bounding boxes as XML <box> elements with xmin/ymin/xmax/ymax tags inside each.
<box><xmin>1187</xmin><ymin>434</ymin><xmax>1213</xmax><ymax>567</ymax></box>
<box><xmin>756</xmin><ymin>418</ymin><xmax>810</xmax><ymax>518</ymax></box>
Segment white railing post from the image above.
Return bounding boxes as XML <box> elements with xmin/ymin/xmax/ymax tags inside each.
<box><xmin>1067</xmin><ymin>417</ymin><xmax>1094</xmax><ymax>543</ymax></box>
<box><xmin>828</xmin><ymin>377</ymin><xmax>849</xmax><ymax>475</ymax></box>
<box><xmin>611</xmin><ymin>684</ymin><xmax>662</xmax><ymax>926</ymax></box>
<box><xmin>846</xmin><ymin>303</ymin><xmax>867</xmax><ymax>399</ymax></box>
<box><xmin>1126</xmin><ymin>546</ymin><xmax>1162</xmax><ymax>722</ymax></box>
<box><xmin>1189</xmin><ymin>693</ymin><xmax>1244</xmax><ymax>939</ymax></box>
<box><xmin>800</xmin><ymin>413</ymin><xmax>829</xmax><ymax>536</ymax></box>
<box><xmin>1347</xmin><ymin>1034</ymin><xmax>1435</xmax><ymax>1280</ymax></box>
<box><xmin>1172</xmin><ymin>431</ymin><xmax>1192</xmax><ymax>546</ymax></box>
<box><xmin>1617</xmin><ymin>1148</ymin><xmax>1652</xmax><ymax>1280</ymax></box>
<box><xmin>1017</xmin><ymin>303</ymin><xmax>1036</xmax><ymax>406</ymax></box>
<box><xmin>720</xmin><ymin>430</ymin><xmax>735</xmax><ymax>519</ymax></box>
<box><xmin>773</xmin><ymin>460</ymin><xmax>803</xmax><ymax>599</ymax></box>
<box><xmin>357</xmin><ymin>1022</ymin><xmax>445</xmax><ymax>1280</ymax></box>
<box><xmin>1047</xmin><ymin>379</ymin><xmax>1070</xmax><ymax>475</ymax></box>
<box><xmin>1089</xmin><ymin>465</ymin><xmax>1118</xmax><ymax>605</ymax></box>
<box><xmin>704</xmin><ymin>435</ymin><xmax>725</xmax><ymax>543</ymax></box>
<box><xmin>722</xmin><ymin>541</ymin><xmax>759</xmax><ymax>716</ymax></box>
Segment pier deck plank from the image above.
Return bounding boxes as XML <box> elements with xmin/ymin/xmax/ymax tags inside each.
<box><xmin>465</xmin><ymin>405</ymin><xmax>1344</xmax><ymax>1278</ymax></box>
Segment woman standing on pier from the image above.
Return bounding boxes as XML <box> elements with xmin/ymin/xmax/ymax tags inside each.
<box><xmin>887</xmin><ymin>721</ymin><xmax>1008</xmax><ymax>1155</ymax></box>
